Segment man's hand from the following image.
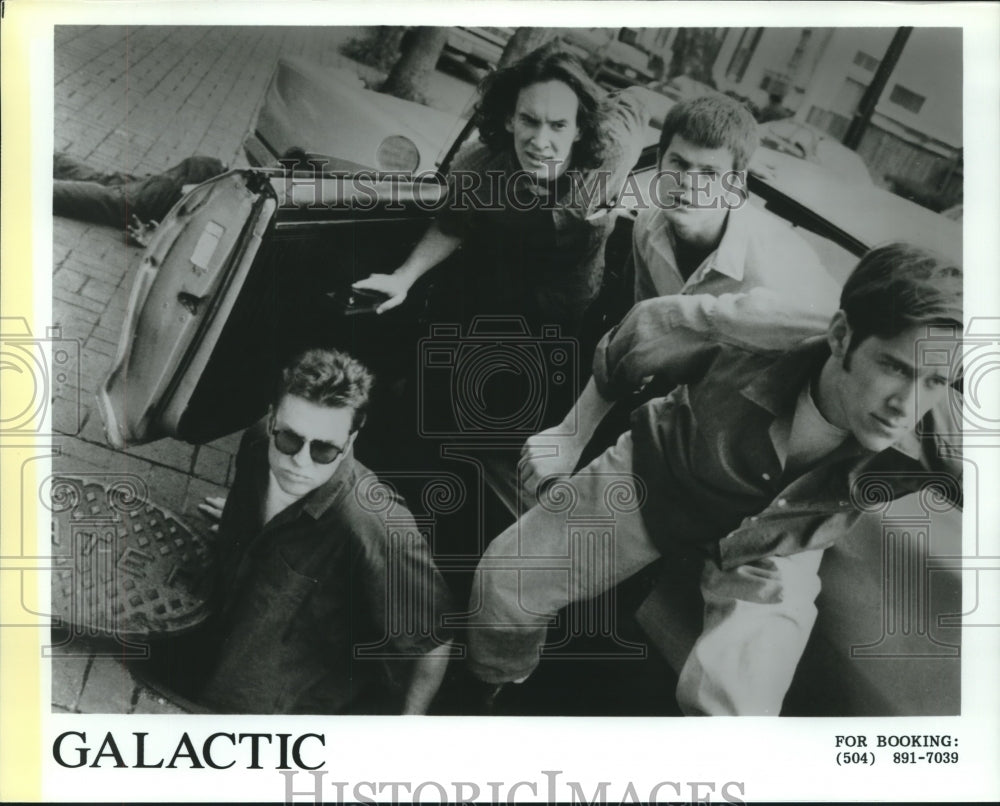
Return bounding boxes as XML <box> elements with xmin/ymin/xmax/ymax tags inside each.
<box><xmin>127</xmin><ymin>214</ymin><xmax>158</xmax><ymax>247</ymax></box>
<box><xmin>352</xmin><ymin>221</ymin><xmax>461</xmax><ymax>314</ymax></box>
<box><xmin>352</xmin><ymin>272</ymin><xmax>412</xmax><ymax>314</ymax></box>
<box><xmin>519</xmin><ymin>426</ymin><xmax>587</xmax><ymax>507</ymax></box>
<box><xmin>198</xmin><ymin>496</ymin><xmax>226</xmax><ymax>534</ymax></box>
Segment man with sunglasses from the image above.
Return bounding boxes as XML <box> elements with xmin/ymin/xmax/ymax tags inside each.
<box><xmin>197</xmin><ymin>348</ymin><xmax>453</xmax><ymax>714</ymax></box>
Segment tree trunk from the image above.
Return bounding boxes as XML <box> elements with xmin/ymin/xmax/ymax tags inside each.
<box><xmin>381</xmin><ymin>27</ymin><xmax>449</xmax><ymax>104</ymax></box>
<box><xmin>667</xmin><ymin>28</ymin><xmax>723</xmax><ymax>87</ymax></box>
<box><xmin>341</xmin><ymin>27</ymin><xmax>407</xmax><ymax>72</ymax></box>
<box><xmin>499</xmin><ymin>28</ymin><xmax>558</xmax><ymax>67</ymax></box>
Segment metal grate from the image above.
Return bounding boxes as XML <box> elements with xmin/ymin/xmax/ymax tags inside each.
<box><xmin>50</xmin><ymin>476</ymin><xmax>216</xmax><ymax>637</ymax></box>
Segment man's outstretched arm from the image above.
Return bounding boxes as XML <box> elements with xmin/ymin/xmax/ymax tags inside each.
<box><xmin>593</xmin><ymin>287</ymin><xmax>835</xmax><ymax>398</ymax></box>
<box><xmin>520</xmin><ymin>288</ymin><xmax>834</xmax><ymax>500</ymax></box>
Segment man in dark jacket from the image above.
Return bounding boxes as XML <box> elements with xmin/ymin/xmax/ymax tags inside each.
<box><xmin>199</xmin><ymin>348</ymin><xmax>453</xmax><ymax>714</ymax></box>
<box><xmin>468</xmin><ymin>243</ymin><xmax>963</xmax><ymax>715</ymax></box>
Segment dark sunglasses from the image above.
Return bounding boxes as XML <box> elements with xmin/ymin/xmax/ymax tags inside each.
<box><xmin>268</xmin><ymin>418</ymin><xmax>347</xmax><ymax>465</ymax></box>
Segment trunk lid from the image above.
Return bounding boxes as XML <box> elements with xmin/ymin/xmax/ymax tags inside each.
<box><xmin>99</xmin><ymin>171</ymin><xmax>278</xmax><ymax>447</ymax></box>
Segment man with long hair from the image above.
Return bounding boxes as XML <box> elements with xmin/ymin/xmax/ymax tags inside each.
<box><xmin>354</xmin><ymin>41</ymin><xmax>648</xmax><ymax>334</ymax></box>
<box><xmin>353</xmin><ymin>43</ymin><xmax>649</xmax><ymax>518</ymax></box>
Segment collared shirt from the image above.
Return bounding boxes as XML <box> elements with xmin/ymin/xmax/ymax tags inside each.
<box><xmin>594</xmin><ymin>336</ymin><xmax>962</xmax><ymax>570</ymax></box>
<box><xmin>782</xmin><ymin>382</ymin><xmax>849</xmax><ymax>474</ymax></box>
<box><xmin>201</xmin><ymin>420</ymin><xmax>452</xmax><ymax>714</ymax></box>
<box><xmin>435</xmin><ymin>88</ymin><xmax>648</xmax><ymax>332</ymax></box>
<box><xmin>264</xmin><ymin>469</ymin><xmax>299</xmax><ymax>522</ymax></box>
<box><xmin>632</xmin><ymin>198</ymin><xmax>841</xmax><ymax>308</ymax></box>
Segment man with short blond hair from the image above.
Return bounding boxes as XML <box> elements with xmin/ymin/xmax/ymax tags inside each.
<box><xmin>635</xmin><ymin>93</ymin><xmax>837</xmax><ymax>305</ymax></box>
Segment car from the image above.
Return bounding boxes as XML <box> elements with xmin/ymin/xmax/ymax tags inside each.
<box><xmin>243</xmin><ymin>57</ymin><xmax>468</xmax><ymax>174</ymax></box>
<box><xmin>243</xmin><ymin>52</ymin><xmax>666</xmax><ymax>178</ymax></box>
<box><xmin>745</xmin><ymin>144</ymin><xmax>959</xmax><ymax>274</ymax></box>
<box><xmin>98</xmin><ymin>56</ymin><xmax>962</xmax><ymax>716</ymax></box>
<box><xmin>440</xmin><ymin>27</ymin><xmax>514</xmax><ymax>71</ymax></box>
<box><xmin>560</xmin><ymin>27</ymin><xmax>659</xmax><ymax>88</ymax></box>
<box><xmin>757</xmin><ymin>118</ymin><xmax>874</xmax><ymax>186</ymax></box>
<box><xmin>649</xmin><ymin>75</ymin><xmax>721</xmax><ymax>104</ymax></box>
<box><xmin>941</xmin><ymin>202</ymin><xmax>963</xmax><ymax>221</ymax></box>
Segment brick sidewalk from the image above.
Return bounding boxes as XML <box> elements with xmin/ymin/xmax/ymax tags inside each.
<box><xmin>48</xmin><ymin>25</ymin><xmax>475</xmax><ymax>713</ymax></box>
<box><xmin>55</xmin><ymin>26</ymin><xmax>361</xmax><ymax>173</ymax></box>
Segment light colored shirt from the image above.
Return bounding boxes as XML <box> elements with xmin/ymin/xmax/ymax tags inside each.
<box><xmin>770</xmin><ymin>382</ymin><xmax>849</xmax><ymax>475</ymax></box>
<box><xmin>592</xmin><ymin>198</ymin><xmax>842</xmax><ymax>380</ymax></box>
<box><xmin>632</xmin><ymin>199</ymin><xmax>841</xmax><ymax>310</ymax></box>
<box><xmin>784</xmin><ymin>383</ymin><xmax>848</xmax><ymax>474</ymax></box>
<box><xmin>264</xmin><ymin>469</ymin><xmax>300</xmax><ymax>524</ymax></box>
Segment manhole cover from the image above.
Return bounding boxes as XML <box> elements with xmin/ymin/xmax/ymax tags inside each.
<box><xmin>50</xmin><ymin>475</ymin><xmax>215</xmax><ymax>636</ymax></box>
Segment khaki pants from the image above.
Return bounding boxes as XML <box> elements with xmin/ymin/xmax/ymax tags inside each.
<box><xmin>466</xmin><ymin>431</ymin><xmax>824</xmax><ymax>715</ymax></box>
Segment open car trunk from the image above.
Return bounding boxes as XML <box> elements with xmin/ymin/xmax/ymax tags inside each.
<box><xmin>100</xmin><ymin>169</ymin><xmax>444</xmax><ymax>447</ymax></box>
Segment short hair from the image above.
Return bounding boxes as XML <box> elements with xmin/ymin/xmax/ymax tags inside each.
<box><xmin>475</xmin><ymin>42</ymin><xmax>608</xmax><ymax>170</ymax></box>
<box><xmin>657</xmin><ymin>95</ymin><xmax>760</xmax><ymax>172</ymax></box>
<box><xmin>840</xmin><ymin>242</ymin><xmax>963</xmax><ymax>359</ymax></box>
<box><xmin>276</xmin><ymin>348</ymin><xmax>374</xmax><ymax>431</ymax></box>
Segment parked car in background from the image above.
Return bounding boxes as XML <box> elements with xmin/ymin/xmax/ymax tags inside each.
<box><xmin>941</xmin><ymin>202</ymin><xmax>963</xmax><ymax>221</ymax></box>
<box><xmin>744</xmin><ymin>145</ymin><xmax>957</xmax><ymax>269</ymax></box>
<box><xmin>99</xmin><ymin>53</ymin><xmax>962</xmax><ymax>717</ymax></box>
<box><xmin>758</xmin><ymin>118</ymin><xmax>874</xmax><ymax>186</ymax></box>
<box><xmin>440</xmin><ymin>27</ymin><xmax>514</xmax><ymax>71</ymax></box>
<box><xmin>561</xmin><ymin>27</ymin><xmax>658</xmax><ymax>88</ymax></box>
<box><xmin>243</xmin><ymin>58</ymin><xmax>468</xmax><ymax>174</ymax></box>
<box><xmin>650</xmin><ymin>74</ymin><xmax>721</xmax><ymax>103</ymax></box>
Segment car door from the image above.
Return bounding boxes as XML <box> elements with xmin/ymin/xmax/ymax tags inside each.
<box><xmin>99</xmin><ymin>169</ymin><xmax>445</xmax><ymax>447</ymax></box>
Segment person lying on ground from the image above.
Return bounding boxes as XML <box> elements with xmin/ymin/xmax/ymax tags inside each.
<box><xmin>53</xmin><ymin>152</ymin><xmax>226</xmax><ymax>243</ymax></box>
